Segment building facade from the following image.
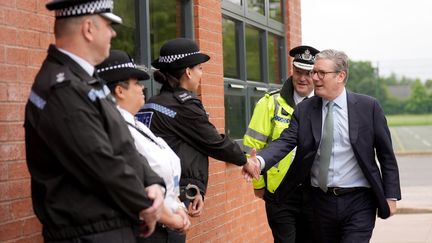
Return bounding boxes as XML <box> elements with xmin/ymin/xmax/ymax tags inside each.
<box><xmin>0</xmin><ymin>0</ymin><xmax>302</xmax><ymax>242</ymax></box>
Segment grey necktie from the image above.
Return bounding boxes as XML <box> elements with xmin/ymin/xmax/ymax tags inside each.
<box><xmin>319</xmin><ymin>101</ymin><xmax>334</xmax><ymax>192</ymax></box>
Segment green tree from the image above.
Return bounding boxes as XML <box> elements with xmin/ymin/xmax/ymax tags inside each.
<box><xmin>347</xmin><ymin>60</ymin><xmax>387</xmax><ymax>104</ymax></box>
<box><xmin>380</xmin><ymin>74</ymin><xmax>398</xmax><ymax>85</ymax></box>
<box><xmin>405</xmin><ymin>80</ymin><xmax>431</xmax><ymax>114</ymax></box>
<box><xmin>425</xmin><ymin>79</ymin><xmax>432</xmax><ymax>90</ymax></box>
<box><xmin>382</xmin><ymin>96</ymin><xmax>406</xmax><ymax>114</ymax></box>
<box><xmin>112</xmin><ymin>0</ymin><xmax>136</xmax><ymax>57</ymax></box>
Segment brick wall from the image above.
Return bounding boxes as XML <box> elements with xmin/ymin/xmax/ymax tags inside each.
<box><xmin>192</xmin><ymin>0</ymin><xmax>273</xmax><ymax>242</ymax></box>
<box><xmin>191</xmin><ymin>0</ymin><xmax>302</xmax><ymax>241</ymax></box>
<box><xmin>0</xmin><ymin>0</ymin><xmax>301</xmax><ymax>242</ymax></box>
<box><xmin>0</xmin><ymin>0</ymin><xmax>53</xmax><ymax>242</ymax></box>
<box><xmin>286</xmin><ymin>0</ymin><xmax>303</xmax><ymax>75</ymax></box>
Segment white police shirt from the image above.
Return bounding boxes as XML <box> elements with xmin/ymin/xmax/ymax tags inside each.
<box><xmin>118</xmin><ymin>107</ymin><xmax>182</xmax><ymax>212</ymax></box>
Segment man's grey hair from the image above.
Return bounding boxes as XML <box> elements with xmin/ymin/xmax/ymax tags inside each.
<box><xmin>315</xmin><ymin>49</ymin><xmax>349</xmax><ymax>82</ymax></box>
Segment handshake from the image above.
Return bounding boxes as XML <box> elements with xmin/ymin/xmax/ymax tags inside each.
<box><xmin>241</xmin><ymin>148</ymin><xmax>262</xmax><ymax>182</ymax></box>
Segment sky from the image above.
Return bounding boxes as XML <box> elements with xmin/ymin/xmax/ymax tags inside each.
<box><xmin>301</xmin><ymin>0</ymin><xmax>432</xmax><ymax>82</ymax></box>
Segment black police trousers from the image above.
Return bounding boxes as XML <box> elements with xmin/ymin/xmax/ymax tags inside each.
<box><xmin>265</xmin><ymin>185</ymin><xmax>315</xmax><ymax>243</ymax></box>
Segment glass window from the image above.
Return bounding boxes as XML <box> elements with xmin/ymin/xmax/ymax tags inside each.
<box><xmin>247</xmin><ymin>0</ymin><xmax>264</xmax><ymax>15</ymax></box>
<box><xmin>225</xmin><ymin>91</ymin><xmax>246</xmax><ymax>139</ymax></box>
<box><xmin>245</xmin><ymin>25</ymin><xmax>262</xmax><ymax>82</ymax></box>
<box><xmin>226</xmin><ymin>0</ymin><xmax>242</xmax><ymax>5</ymax></box>
<box><xmin>150</xmin><ymin>1</ymin><xmax>179</xmax><ymax>61</ymax></box>
<box><xmin>223</xmin><ymin>0</ymin><xmax>286</xmax><ymax>138</ymax></box>
<box><xmin>222</xmin><ymin>18</ymin><xmax>238</xmax><ymax>79</ymax></box>
<box><xmin>268</xmin><ymin>33</ymin><xmax>281</xmax><ymax>84</ymax></box>
<box><xmin>249</xmin><ymin>92</ymin><xmax>264</xmax><ymax>115</ymax></box>
<box><xmin>269</xmin><ymin>0</ymin><xmax>282</xmax><ymax>22</ymax></box>
<box><xmin>111</xmin><ymin>0</ymin><xmax>136</xmax><ymax>58</ymax></box>
<box><xmin>111</xmin><ymin>1</ymin><xmax>189</xmax><ymax>100</ymax></box>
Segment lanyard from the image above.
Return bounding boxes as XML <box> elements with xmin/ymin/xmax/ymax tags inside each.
<box><xmin>126</xmin><ymin>121</ymin><xmax>164</xmax><ymax>149</ymax></box>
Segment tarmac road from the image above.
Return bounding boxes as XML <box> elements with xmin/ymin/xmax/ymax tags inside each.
<box><xmin>390</xmin><ymin>125</ymin><xmax>432</xmax><ymax>154</ymax></box>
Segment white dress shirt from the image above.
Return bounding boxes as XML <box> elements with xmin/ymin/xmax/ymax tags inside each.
<box><xmin>57</xmin><ymin>47</ymin><xmax>95</xmax><ymax>76</ymax></box>
<box><xmin>118</xmin><ymin>107</ymin><xmax>183</xmax><ymax>212</ymax></box>
<box><xmin>311</xmin><ymin>88</ymin><xmax>370</xmax><ymax>188</ymax></box>
<box><xmin>293</xmin><ymin>90</ymin><xmax>314</xmax><ymax>105</ymax></box>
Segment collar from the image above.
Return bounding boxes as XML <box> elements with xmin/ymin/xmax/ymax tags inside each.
<box><xmin>322</xmin><ymin>87</ymin><xmax>347</xmax><ymax>110</ymax></box>
<box><xmin>293</xmin><ymin>89</ymin><xmax>314</xmax><ymax>105</ymax></box>
<box><xmin>117</xmin><ymin>106</ymin><xmax>136</xmax><ymax>125</ymax></box>
<box><xmin>280</xmin><ymin>76</ymin><xmax>295</xmax><ymax>107</ymax></box>
<box><xmin>57</xmin><ymin>47</ymin><xmax>95</xmax><ymax>76</ymax></box>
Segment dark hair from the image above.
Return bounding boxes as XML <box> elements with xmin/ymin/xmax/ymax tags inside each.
<box><xmin>108</xmin><ymin>80</ymin><xmax>129</xmax><ymax>95</ymax></box>
<box><xmin>153</xmin><ymin>68</ymin><xmax>187</xmax><ymax>89</ymax></box>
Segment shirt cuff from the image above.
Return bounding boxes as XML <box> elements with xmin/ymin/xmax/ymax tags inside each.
<box><xmin>256</xmin><ymin>155</ymin><xmax>265</xmax><ymax>171</ymax></box>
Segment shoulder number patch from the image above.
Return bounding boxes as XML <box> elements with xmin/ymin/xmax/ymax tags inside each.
<box><xmin>136</xmin><ymin>111</ymin><xmax>154</xmax><ymax>128</ymax></box>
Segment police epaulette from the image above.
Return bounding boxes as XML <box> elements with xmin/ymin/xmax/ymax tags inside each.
<box><xmin>174</xmin><ymin>91</ymin><xmax>197</xmax><ymax>103</ymax></box>
<box><xmin>49</xmin><ymin>67</ymin><xmax>72</xmax><ymax>88</ymax></box>
<box><xmin>268</xmin><ymin>88</ymin><xmax>281</xmax><ymax>96</ymax></box>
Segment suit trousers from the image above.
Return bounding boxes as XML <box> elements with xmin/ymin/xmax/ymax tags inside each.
<box><xmin>265</xmin><ymin>185</ymin><xmax>315</xmax><ymax>243</ymax></box>
<box><xmin>45</xmin><ymin>226</ymin><xmax>136</xmax><ymax>243</ymax></box>
<box><xmin>311</xmin><ymin>187</ymin><xmax>376</xmax><ymax>243</ymax></box>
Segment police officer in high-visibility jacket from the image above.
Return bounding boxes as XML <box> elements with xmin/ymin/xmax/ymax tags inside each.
<box><xmin>243</xmin><ymin>46</ymin><xmax>319</xmax><ymax>243</ymax></box>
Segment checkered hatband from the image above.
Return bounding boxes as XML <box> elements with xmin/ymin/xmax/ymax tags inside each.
<box><xmin>96</xmin><ymin>61</ymin><xmax>136</xmax><ymax>73</ymax></box>
<box><xmin>158</xmin><ymin>51</ymin><xmax>201</xmax><ymax>64</ymax></box>
<box><xmin>55</xmin><ymin>0</ymin><xmax>113</xmax><ymax>18</ymax></box>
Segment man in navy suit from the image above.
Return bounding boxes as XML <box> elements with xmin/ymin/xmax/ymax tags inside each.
<box><xmin>248</xmin><ymin>49</ymin><xmax>401</xmax><ymax>243</ymax></box>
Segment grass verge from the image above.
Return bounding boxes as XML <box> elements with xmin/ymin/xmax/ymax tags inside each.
<box><xmin>386</xmin><ymin>114</ymin><xmax>432</xmax><ymax>127</ymax></box>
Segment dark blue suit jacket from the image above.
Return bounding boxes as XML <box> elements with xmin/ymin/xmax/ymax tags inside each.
<box><xmin>258</xmin><ymin>90</ymin><xmax>401</xmax><ymax>219</ymax></box>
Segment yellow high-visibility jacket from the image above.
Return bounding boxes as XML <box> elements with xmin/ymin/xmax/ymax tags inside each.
<box><xmin>243</xmin><ymin>90</ymin><xmax>295</xmax><ymax>193</ymax></box>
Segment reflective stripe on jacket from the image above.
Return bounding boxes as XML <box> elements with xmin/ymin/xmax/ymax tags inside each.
<box><xmin>243</xmin><ymin>92</ymin><xmax>295</xmax><ymax>193</ymax></box>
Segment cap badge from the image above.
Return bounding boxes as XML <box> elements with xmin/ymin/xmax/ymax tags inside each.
<box><xmin>301</xmin><ymin>49</ymin><xmax>313</xmax><ymax>61</ymax></box>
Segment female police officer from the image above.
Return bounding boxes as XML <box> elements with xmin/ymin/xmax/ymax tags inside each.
<box><xmin>96</xmin><ymin>50</ymin><xmax>191</xmax><ymax>242</ymax></box>
<box><xmin>140</xmin><ymin>38</ymin><xmax>251</xmax><ymax>242</ymax></box>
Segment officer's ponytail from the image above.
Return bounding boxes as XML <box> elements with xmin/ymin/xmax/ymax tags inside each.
<box><xmin>153</xmin><ymin>68</ymin><xmax>186</xmax><ymax>89</ymax></box>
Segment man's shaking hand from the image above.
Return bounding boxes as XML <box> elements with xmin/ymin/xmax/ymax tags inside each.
<box><xmin>242</xmin><ymin>148</ymin><xmax>261</xmax><ymax>182</ymax></box>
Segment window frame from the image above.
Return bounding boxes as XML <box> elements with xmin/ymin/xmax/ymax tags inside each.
<box><xmin>130</xmin><ymin>0</ymin><xmax>194</xmax><ymax>98</ymax></box>
<box><xmin>222</xmin><ymin>0</ymin><xmax>287</xmax><ymax>139</ymax></box>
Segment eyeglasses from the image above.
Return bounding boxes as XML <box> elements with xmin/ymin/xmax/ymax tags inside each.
<box><xmin>309</xmin><ymin>70</ymin><xmax>340</xmax><ymax>79</ymax></box>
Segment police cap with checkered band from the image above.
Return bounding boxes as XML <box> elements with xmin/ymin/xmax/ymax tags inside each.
<box><xmin>46</xmin><ymin>0</ymin><xmax>122</xmax><ymax>24</ymax></box>
<box><xmin>96</xmin><ymin>50</ymin><xmax>150</xmax><ymax>86</ymax></box>
<box><xmin>289</xmin><ymin>45</ymin><xmax>320</xmax><ymax>71</ymax></box>
<box><xmin>151</xmin><ymin>38</ymin><xmax>210</xmax><ymax>70</ymax></box>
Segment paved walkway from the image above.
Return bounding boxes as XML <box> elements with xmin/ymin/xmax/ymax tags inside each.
<box><xmin>372</xmin><ymin>213</ymin><xmax>432</xmax><ymax>243</ymax></box>
<box><xmin>371</xmin><ymin>154</ymin><xmax>432</xmax><ymax>243</ymax></box>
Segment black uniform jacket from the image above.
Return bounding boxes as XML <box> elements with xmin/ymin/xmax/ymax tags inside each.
<box><xmin>141</xmin><ymin>86</ymin><xmax>247</xmax><ymax>195</ymax></box>
<box><xmin>258</xmin><ymin>91</ymin><xmax>401</xmax><ymax>219</ymax></box>
<box><xmin>24</xmin><ymin>45</ymin><xmax>164</xmax><ymax>240</ymax></box>
<box><xmin>280</xmin><ymin>76</ymin><xmax>296</xmax><ymax>108</ymax></box>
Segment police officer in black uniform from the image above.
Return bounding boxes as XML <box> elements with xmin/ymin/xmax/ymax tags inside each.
<box><xmin>24</xmin><ymin>1</ymin><xmax>165</xmax><ymax>242</ymax></box>
<box><xmin>139</xmin><ymin>38</ymin><xmax>257</xmax><ymax>243</ymax></box>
